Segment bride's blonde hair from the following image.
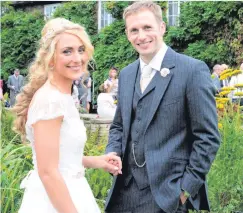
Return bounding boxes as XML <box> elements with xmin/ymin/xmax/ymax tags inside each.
<box><xmin>12</xmin><ymin>18</ymin><xmax>94</xmax><ymax>136</ymax></box>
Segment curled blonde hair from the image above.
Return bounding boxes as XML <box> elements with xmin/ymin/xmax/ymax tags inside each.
<box><xmin>12</xmin><ymin>18</ymin><xmax>94</xmax><ymax>137</ymax></box>
<box><xmin>123</xmin><ymin>1</ymin><xmax>163</xmax><ymax>24</ymax></box>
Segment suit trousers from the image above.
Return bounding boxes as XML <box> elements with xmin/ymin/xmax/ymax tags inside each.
<box><xmin>106</xmin><ymin>176</ymin><xmax>189</xmax><ymax>213</ymax></box>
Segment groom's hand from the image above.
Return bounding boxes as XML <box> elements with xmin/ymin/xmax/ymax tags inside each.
<box><xmin>103</xmin><ymin>152</ymin><xmax>122</xmax><ymax>176</ymax></box>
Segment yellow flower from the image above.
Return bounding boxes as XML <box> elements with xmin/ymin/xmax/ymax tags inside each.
<box><xmin>231</xmin><ymin>70</ymin><xmax>242</xmax><ymax>76</ymax></box>
<box><xmin>234</xmin><ymin>92</ymin><xmax>243</xmax><ymax>97</ymax></box>
<box><xmin>215</xmin><ymin>97</ymin><xmax>230</xmax><ymax>103</ymax></box>
<box><xmin>25</xmin><ymin>154</ymin><xmax>32</xmax><ymax>160</ymax></box>
<box><xmin>221</xmin><ymin>86</ymin><xmax>235</xmax><ymax>91</ymax></box>
<box><xmin>220</xmin><ymin>74</ymin><xmax>231</xmax><ymax>80</ymax></box>
<box><xmin>218</xmin><ymin>123</ymin><xmax>223</xmax><ymax>129</ymax></box>
<box><xmin>216</xmin><ymin>103</ymin><xmax>224</xmax><ymax>109</ymax></box>
<box><xmin>220</xmin><ymin>69</ymin><xmax>233</xmax><ymax>76</ymax></box>
<box><xmin>216</xmin><ymin>97</ymin><xmax>230</xmax><ymax>102</ymax></box>
<box><xmin>234</xmin><ymin>84</ymin><xmax>243</xmax><ymax>88</ymax></box>
<box><xmin>218</xmin><ymin>90</ymin><xmax>231</xmax><ymax>96</ymax></box>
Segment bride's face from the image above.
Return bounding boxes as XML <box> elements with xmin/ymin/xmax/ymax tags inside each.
<box><xmin>53</xmin><ymin>33</ymin><xmax>88</xmax><ymax>81</ymax></box>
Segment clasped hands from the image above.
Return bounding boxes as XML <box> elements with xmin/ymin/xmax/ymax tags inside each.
<box><xmin>101</xmin><ymin>152</ymin><xmax>122</xmax><ymax>176</ymax></box>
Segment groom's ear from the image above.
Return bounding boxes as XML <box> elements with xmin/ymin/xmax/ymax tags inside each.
<box><xmin>160</xmin><ymin>21</ymin><xmax>166</xmax><ymax>37</ymax></box>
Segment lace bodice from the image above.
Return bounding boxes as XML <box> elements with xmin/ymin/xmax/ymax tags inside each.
<box><xmin>25</xmin><ymin>84</ymin><xmax>87</xmax><ymax>176</ymax></box>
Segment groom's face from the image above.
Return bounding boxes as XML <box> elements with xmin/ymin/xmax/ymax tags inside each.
<box><xmin>125</xmin><ymin>9</ymin><xmax>166</xmax><ymax>63</ymax></box>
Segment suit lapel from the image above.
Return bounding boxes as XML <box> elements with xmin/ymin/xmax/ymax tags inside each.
<box><xmin>145</xmin><ymin>47</ymin><xmax>176</xmax><ymax>132</ymax></box>
<box><xmin>123</xmin><ymin>60</ymin><xmax>140</xmax><ymax>138</ymax></box>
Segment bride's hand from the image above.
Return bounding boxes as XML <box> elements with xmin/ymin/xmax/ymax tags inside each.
<box><xmin>101</xmin><ymin>152</ymin><xmax>122</xmax><ymax>176</ymax></box>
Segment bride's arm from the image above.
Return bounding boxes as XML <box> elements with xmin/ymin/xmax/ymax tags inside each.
<box><xmin>83</xmin><ymin>153</ymin><xmax>122</xmax><ymax>175</ymax></box>
<box><xmin>33</xmin><ymin>116</ymin><xmax>78</xmax><ymax>213</ymax></box>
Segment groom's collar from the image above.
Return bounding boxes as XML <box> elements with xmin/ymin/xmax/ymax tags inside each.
<box><xmin>139</xmin><ymin>42</ymin><xmax>168</xmax><ymax>72</ymax></box>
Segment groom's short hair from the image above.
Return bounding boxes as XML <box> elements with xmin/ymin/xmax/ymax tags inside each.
<box><xmin>123</xmin><ymin>1</ymin><xmax>163</xmax><ymax>24</ymax></box>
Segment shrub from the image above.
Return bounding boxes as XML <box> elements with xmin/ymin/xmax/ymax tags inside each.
<box><xmin>207</xmin><ymin>105</ymin><xmax>243</xmax><ymax>213</ymax></box>
<box><xmin>1</xmin><ymin>108</ymin><xmax>32</xmax><ymax>213</ymax></box>
<box><xmin>84</xmin><ymin>128</ymin><xmax>112</xmax><ymax>212</ymax></box>
<box><xmin>1</xmin><ymin>8</ymin><xmax>44</xmax><ymax>80</ymax></box>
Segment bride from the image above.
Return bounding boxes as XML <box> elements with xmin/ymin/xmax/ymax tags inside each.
<box><xmin>12</xmin><ymin>18</ymin><xmax>122</xmax><ymax>213</ymax></box>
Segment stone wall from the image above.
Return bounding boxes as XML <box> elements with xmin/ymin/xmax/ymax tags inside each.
<box><xmin>80</xmin><ymin>114</ymin><xmax>112</xmax><ymax>140</ymax></box>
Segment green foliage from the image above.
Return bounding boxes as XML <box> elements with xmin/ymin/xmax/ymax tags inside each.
<box><xmin>183</xmin><ymin>40</ymin><xmax>230</xmax><ymax>66</ymax></box>
<box><xmin>53</xmin><ymin>1</ymin><xmax>97</xmax><ymax>37</ymax></box>
<box><xmin>1</xmin><ymin>1</ymin><xmax>15</xmax><ymax>15</ymax></box>
<box><xmin>1</xmin><ymin>143</ymin><xmax>32</xmax><ymax>213</ymax></box>
<box><xmin>84</xmin><ymin>129</ymin><xmax>112</xmax><ymax>212</ymax></box>
<box><xmin>86</xmin><ymin>168</ymin><xmax>112</xmax><ymax>212</ymax></box>
<box><xmin>207</xmin><ymin>106</ymin><xmax>243</xmax><ymax>213</ymax></box>
<box><xmin>1</xmin><ymin>108</ymin><xmax>32</xmax><ymax>213</ymax></box>
<box><xmin>1</xmin><ymin>106</ymin><xmax>21</xmax><ymax>145</ymax></box>
<box><xmin>166</xmin><ymin>2</ymin><xmax>243</xmax><ymax>67</ymax></box>
<box><xmin>1</xmin><ymin>9</ymin><xmax>45</xmax><ymax>80</ymax></box>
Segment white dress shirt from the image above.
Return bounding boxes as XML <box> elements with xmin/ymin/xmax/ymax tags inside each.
<box><xmin>139</xmin><ymin>42</ymin><xmax>168</xmax><ymax>80</ymax></box>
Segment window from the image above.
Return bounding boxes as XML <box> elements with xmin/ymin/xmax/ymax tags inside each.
<box><xmin>98</xmin><ymin>0</ymin><xmax>114</xmax><ymax>31</ymax></box>
<box><xmin>44</xmin><ymin>3</ymin><xmax>61</xmax><ymax>20</ymax></box>
<box><xmin>168</xmin><ymin>1</ymin><xmax>180</xmax><ymax>26</ymax></box>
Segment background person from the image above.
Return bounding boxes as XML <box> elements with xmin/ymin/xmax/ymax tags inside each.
<box><xmin>7</xmin><ymin>68</ymin><xmax>24</xmax><ymax>107</ymax></box>
<box><xmin>97</xmin><ymin>84</ymin><xmax>117</xmax><ymax>119</ymax></box>
<box><xmin>104</xmin><ymin>66</ymin><xmax>119</xmax><ymax>100</ymax></box>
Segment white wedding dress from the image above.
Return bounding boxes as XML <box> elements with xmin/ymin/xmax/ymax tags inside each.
<box><xmin>19</xmin><ymin>84</ymin><xmax>101</xmax><ymax>213</ymax></box>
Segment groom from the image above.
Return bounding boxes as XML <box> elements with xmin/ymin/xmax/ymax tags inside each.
<box><xmin>105</xmin><ymin>1</ymin><xmax>220</xmax><ymax>213</ymax></box>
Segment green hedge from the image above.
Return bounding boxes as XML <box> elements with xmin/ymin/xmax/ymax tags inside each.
<box><xmin>1</xmin><ymin>5</ymin><xmax>44</xmax><ymax>79</ymax></box>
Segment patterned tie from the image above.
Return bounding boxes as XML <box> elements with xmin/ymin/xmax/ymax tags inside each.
<box><xmin>140</xmin><ymin>65</ymin><xmax>153</xmax><ymax>93</ymax></box>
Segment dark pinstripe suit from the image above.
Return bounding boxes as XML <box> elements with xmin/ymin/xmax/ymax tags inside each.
<box><xmin>105</xmin><ymin>47</ymin><xmax>221</xmax><ymax>213</ymax></box>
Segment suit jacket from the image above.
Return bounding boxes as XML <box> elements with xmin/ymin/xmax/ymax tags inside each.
<box><xmin>212</xmin><ymin>73</ymin><xmax>221</xmax><ymax>93</ymax></box>
<box><xmin>7</xmin><ymin>74</ymin><xmax>24</xmax><ymax>95</ymax></box>
<box><xmin>105</xmin><ymin>47</ymin><xmax>221</xmax><ymax>213</ymax></box>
